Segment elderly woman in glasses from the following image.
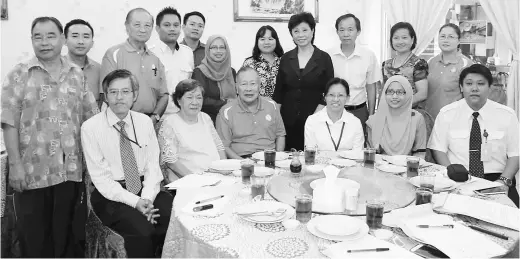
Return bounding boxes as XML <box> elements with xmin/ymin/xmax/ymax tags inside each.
<box><xmin>366</xmin><ymin>75</ymin><xmax>427</xmax><ymax>157</ymax></box>
<box><xmin>158</xmin><ymin>79</ymin><xmax>227</xmax><ymax>182</ymax></box>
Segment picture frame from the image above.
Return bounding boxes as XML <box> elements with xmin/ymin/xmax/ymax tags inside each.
<box><xmin>234</xmin><ymin>0</ymin><xmax>319</xmax><ymax>22</ymax></box>
<box><xmin>459</xmin><ymin>20</ymin><xmax>487</xmax><ymax>44</ymax></box>
<box><xmin>1</xmin><ymin>0</ymin><xmax>7</xmax><ymax>20</ymax></box>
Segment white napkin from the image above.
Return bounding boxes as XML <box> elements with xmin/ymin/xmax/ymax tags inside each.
<box><xmin>322</xmin><ymin>235</ymin><xmax>421</xmax><ymax>259</ymax></box>
<box><xmin>313</xmin><ymin>165</ymin><xmax>345</xmax><ymax>213</ymax></box>
<box><xmin>165</xmin><ymin>174</ymin><xmax>237</xmax><ymax>189</ymax></box>
<box><xmin>383</xmin><ymin>204</ymin><xmax>435</xmax><ymax>228</ymax></box>
<box><xmin>398</xmin><ymin>209</ymin><xmax>507</xmax><ymax>258</ymax></box>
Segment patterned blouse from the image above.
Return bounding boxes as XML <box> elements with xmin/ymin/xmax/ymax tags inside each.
<box><xmin>382</xmin><ymin>54</ymin><xmax>429</xmax><ymax>94</ymax></box>
<box><xmin>1</xmin><ymin>57</ymin><xmax>99</xmax><ymax>190</ymax></box>
<box><xmin>242</xmin><ymin>55</ymin><xmax>281</xmax><ymax>98</ymax></box>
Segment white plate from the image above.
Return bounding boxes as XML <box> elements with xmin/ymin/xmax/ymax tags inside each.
<box><xmin>252</xmin><ymin>151</ymin><xmax>289</xmax><ymax>161</ymax></box>
<box><xmin>256</xmin><ymin>159</ymin><xmax>292</xmax><ymax>168</ymax></box>
<box><xmin>310</xmin><ymin>178</ymin><xmax>360</xmax><ymax>190</ymax></box>
<box><xmin>314</xmin><ymin>215</ymin><xmax>361</xmax><ymax>236</ymax></box>
<box><xmin>234</xmin><ymin>200</ymin><xmax>295</xmax><ymax>223</ymax></box>
<box><xmin>307</xmin><ymin>215</ymin><xmax>369</xmax><ymax>241</ymax></box>
<box><xmin>338</xmin><ymin>150</ymin><xmax>364</xmax><ymax>160</ymax></box>
<box><xmin>409</xmin><ymin>176</ymin><xmax>456</xmax><ymax>192</ymax></box>
<box><xmin>378</xmin><ymin>164</ymin><xmax>407</xmax><ymax>174</ymax></box>
<box><xmin>329</xmin><ymin>159</ymin><xmax>357</xmax><ymax>168</ymax></box>
<box><xmin>209</xmin><ymin>159</ymin><xmax>242</xmax><ymax>171</ymax></box>
<box><xmin>306</xmin><ymin>164</ymin><xmax>327</xmax><ymax>173</ymax></box>
<box><xmin>383</xmin><ymin>155</ymin><xmax>426</xmax><ymax>167</ymax></box>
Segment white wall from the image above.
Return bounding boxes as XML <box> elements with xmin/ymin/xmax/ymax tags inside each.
<box><xmin>0</xmin><ymin>0</ymin><xmax>383</xmax><ymax>79</ymax></box>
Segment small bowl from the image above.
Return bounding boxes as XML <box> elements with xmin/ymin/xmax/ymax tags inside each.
<box><xmin>306</xmin><ymin>164</ymin><xmax>326</xmax><ymax>174</ymax></box>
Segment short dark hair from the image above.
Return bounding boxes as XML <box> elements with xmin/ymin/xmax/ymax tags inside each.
<box><xmin>156</xmin><ymin>6</ymin><xmax>181</xmax><ymax>26</ymax></box>
<box><xmin>173</xmin><ymin>79</ymin><xmax>205</xmax><ymax>109</ymax></box>
<box><xmin>324</xmin><ymin>77</ymin><xmax>350</xmax><ymax>96</ymax></box>
<box><xmin>251</xmin><ymin>25</ymin><xmax>284</xmax><ymax>61</ymax></box>
<box><xmin>31</xmin><ymin>17</ymin><xmax>63</xmax><ymax>34</ymax></box>
<box><xmin>64</xmin><ymin>19</ymin><xmax>94</xmax><ymax>38</ymax></box>
<box><xmin>439</xmin><ymin>23</ymin><xmax>461</xmax><ymax>39</ymax></box>
<box><xmin>288</xmin><ymin>12</ymin><xmax>316</xmax><ymax>44</ymax></box>
<box><xmin>125</xmin><ymin>8</ymin><xmax>154</xmax><ymax>26</ymax></box>
<box><xmin>459</xmin><ymin>64</ymin><xmax>493</xmax><ymax>87</ymax></box>
<box><xmin>236</xmin><ymin>66</ymin><xmax>259</xmax><ymax>80</ymax></box>
<box><xmin>183</xmin><ymin>11</ymin><xmax>205</xmax><ymax>25</ymax></box>
<box><xmin>390</xmin><ymin>22</ymin><xmax>417</xmax><ymax>51</ymax></box>
<box><xmin>102</xmin><ymin>69</ymin><xmax>140</xmax><ymax>95</ymax></box>
<box><xmin>335</xmin><ymin>13</ymin><xmax>361</xmax><ymax>31</ymax></box>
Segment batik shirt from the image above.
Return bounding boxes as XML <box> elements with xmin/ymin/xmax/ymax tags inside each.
<box><xmin>1</xmin><ymin>56</ymin><xmax>99</xmax><ymax>190</ymax></box>
<box><xmin>242</xmin><ymin>55</ymin><xmax>281</xmax><ymax>98</ymax></box>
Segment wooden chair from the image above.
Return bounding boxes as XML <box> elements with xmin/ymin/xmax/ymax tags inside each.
<box><xmin>84</xmin><ymin>173</ymin><xmax>127</xmax><ymax>258</ymax></box>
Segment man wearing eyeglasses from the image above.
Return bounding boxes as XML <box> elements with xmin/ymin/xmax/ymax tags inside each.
<box><xmin>81</xmin><ymin>69</ymin><xmax>173</xmax><ymax>257</ymax></box>
<box><xmin>216</xmin><ymin>67</ymin><xmax>286</xmax><ymax>159</ymax></box>
<box><xmin>101</xmin><ymin>8</ymin><xmax>168</xmax><ymax>125</ymax></box>
<box><xmin>1</xmin><ymin>16</ymin><xmax>99</xmax><ymax>257</ymax></box>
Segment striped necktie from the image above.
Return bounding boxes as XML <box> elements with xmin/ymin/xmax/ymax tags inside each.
<box><xmin>469</xmin><ymin>112</ymin><xmax>484</xmax><ymax>178</ymax></box>
<box><xmin>117</xmin><ymin>121</ymin><xmax>142</xmax><ymax>194</ymax></box>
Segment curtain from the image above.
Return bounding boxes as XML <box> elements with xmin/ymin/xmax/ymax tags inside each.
<box><xmin>382</xmin><ymin>0</ymin><xmax>453</xmax><ymax>55</ymax></box>
<box><xmin>480</xmin><ymin>0</ymin><xmax>520</xmax><ymax>119</ymax></box>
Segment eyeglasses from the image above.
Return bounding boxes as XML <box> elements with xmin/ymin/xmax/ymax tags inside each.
<box><xmin>107</xmin><ymin>89</ymin><xmax>133</xmax><ymax>96</ymax></box>
<box><xmin>439</xmin><ymin>35</ymin><xmax>458</xmax><ymax>40</ymax></box>
<box><xmin>325</xmin><ymin>93</ymin><xmax>347</xmax><ymax>100</ymax></box>
<box><xmin>209</xmin><ymin>46</ymin><xmax>226</xmax><ymax>51</ymax></box>
<box><xmin>385</xmin><ymin>90</ymin><xmax>406</xmax><ymax>96</ymax></box>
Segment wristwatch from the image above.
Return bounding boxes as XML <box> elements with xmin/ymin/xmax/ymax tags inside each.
<box><xmin>151</xmin><ymin>114</ymin><xmax>161</xmax><ymax>121</ymax></box>
<box><xmin>499</xmin><ymin>176</ymin><xmax>513</xmax><ymax>187</ymax></box>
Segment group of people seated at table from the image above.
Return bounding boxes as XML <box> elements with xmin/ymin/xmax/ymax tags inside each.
<box><xmin>2</xmin><ymin>5</ymin><xmax>519</xmax><ymax>259</ymax></box>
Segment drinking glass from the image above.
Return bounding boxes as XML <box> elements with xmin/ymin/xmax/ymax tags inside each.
<box><xmin>264</xmin><ymin>149</ymin><xmax>276</xmax><ymax>169</ymax></box>
<box><xmin>295</xmin><ymin>194</ymin><xmax>312</xmax><ymax>223</ymax></box>
<box><xmin>363</xmin><ymin>148</ymin><xmax>376</xmax><ymax>167</ymax></box>
<box><xmin>420</xmin><ymin>172</ymin><xmax>436</xmax><ymax>191</ymax></box>
<box><xmin>415</xmin><ymin>187</ymin><xmax>433</xmax><ymax>205</ymax></box>
<box><xmin>366</xmin><ymin>199</ymin><xmax>384</xmax><ymax>229</ymax></box>
<box><xmin>304</xmin><ymin>145</ymin><xmax>317</xmax><ymax>165</ymax></box>
<box><xmin>241</xmin><ymin>159</ymin><xmax>254</xmax><ymax>184</ymax></box>
<box><xmin>406</xmin><ymin>157</ymin><xmax>420</xmax><ymax>178</ymax></box>
<box><xmin>251</xmin><ymin>173</ymin><xmax>268</xmax><ymax>200</ymax></box>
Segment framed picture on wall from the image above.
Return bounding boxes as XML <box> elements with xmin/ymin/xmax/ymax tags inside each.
<box><xmin>459</xmin><ymin>20</ymin><xmax>487</xmax><ymax>44</ymax></box>
<box><xmin>1</xmin><ymin>0</ymin><xmax>7</xmax><ymax>20</ymax></box>
<box><xmin>234</xmin><ymin>0</ymin><xmax>319</xmax><ymax>22</ymax></box>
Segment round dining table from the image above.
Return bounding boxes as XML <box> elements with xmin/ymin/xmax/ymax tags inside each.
<box><xmin>161</xmin><ymin>152</ymin><xmax>519</xmax><ymax>258</ymax></box>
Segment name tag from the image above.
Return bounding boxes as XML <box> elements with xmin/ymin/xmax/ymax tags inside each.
<box><xmin>481</xmin><ymin>143</ymin><xmax>492</xmax><ymax>162</ymax></box>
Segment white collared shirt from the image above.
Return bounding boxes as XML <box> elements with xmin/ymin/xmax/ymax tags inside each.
<box><xmin>428</xmin><ymin>99</ymin><xmax>519</xmax><ymax>174</ymax></box>
<box><xmin>81</xmin><ymin>108</ymin><xmax>163</xmax><ymax>207</ymax></box>
<box><xmin>327</xmin><ymin>45</ymin><xmax>381</xmax><ymax>106</ymax></box>
<box><xmin>304</xmin><ymin>108</ymin><xmax>364</xmax><ymax>151</ymax></box>
<box><xmin>150</xmin><ymin>42</ymin><xmax>194</xmax><ymax>114</ymax></box>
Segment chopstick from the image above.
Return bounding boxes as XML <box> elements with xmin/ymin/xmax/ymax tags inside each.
<box><xmin>468</xmin><ymin>225</ymin><xmax>509</xmax><ymax>240</ymax></box>
<box><xmin>417</xmin><ymin>224</ymin><xmax>454</xmax><ymax>228</ymax></box>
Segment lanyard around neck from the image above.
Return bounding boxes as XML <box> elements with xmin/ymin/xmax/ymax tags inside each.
<box><xmin>106</xmin><ymin>110</ymin><xmax>142</xmax><ymax>148</ymax></box>
<box><xmin>325</xmin><ymin>121</ymin><xmax>345</xmax><ymax>151</ymax></box>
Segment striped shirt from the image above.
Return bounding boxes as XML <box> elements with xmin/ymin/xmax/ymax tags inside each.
<box><xmin>81</xmin><ymin>108</ymin><xmax>163</xmax><ymax>208</ymax></box>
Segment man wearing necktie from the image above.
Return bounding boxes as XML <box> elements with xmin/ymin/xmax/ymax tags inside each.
<box><xmin>429</xmin><ymin>64</ymin><xmax>519</xmax><ymax>207</ymax></box>
<box><xmin>81</xmin><ymin>69</ymin><xmax>173</xmax><ymax>257</ymax></box>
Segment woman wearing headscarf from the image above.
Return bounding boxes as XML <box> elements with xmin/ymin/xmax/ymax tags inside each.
<box><xmin>192</xmin><ymin>35</ymin><xmax>236</xmax><ymax>123</ymax></box>
<box><xmin>366</xmin><ymin>75</ymin><xmax>427</xmax><ymax>157</ymax></box>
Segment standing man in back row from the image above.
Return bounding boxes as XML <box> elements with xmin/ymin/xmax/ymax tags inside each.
<box><xmin>327</xmin><ymin>14</ymin><xmax>381</xmax><ymax>139</ymax></box>
<box><xmin>180</xmin><ymin>11</ymin><xmax>206</xmax><ymax>67</ymax></box>
<box><xmin>101</xmin><ymin>8</ymin><xmax>168</xmax><ymax>125</ymax></box>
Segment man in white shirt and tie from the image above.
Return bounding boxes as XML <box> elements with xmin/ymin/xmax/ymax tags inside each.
<box><xmin>429</xmin><ymin>64</ymin><xmax>519</xmax><ymax>207</ymax></box>
<box><xmin>81</xmin><ymin>69</ymin><xmax>173</xmax><ymax>257</ymax></box>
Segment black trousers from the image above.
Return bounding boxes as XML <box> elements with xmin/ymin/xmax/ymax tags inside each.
<box><xmin>284</xmin><ymin>117</ymin><xmax>306</xmax><ymax>151</ymax></box>
<box><xmin>345</xmin><ymin>103</ymin><xmax>369</xmax><ymax>143</ymax></box>
<box><xmin>14</xmin><ymin>181</ymin><xmax>80</xmax><ymax>258</ymax></box>
<box><xmin>91</xmin><ymin>189</ymin><xmax>173</xmax><ymax>258</ymax></box>
<box><xmin>484</xmin><ymin>173</ymin><xmax>519</xmax><ymax>208</ymax></box>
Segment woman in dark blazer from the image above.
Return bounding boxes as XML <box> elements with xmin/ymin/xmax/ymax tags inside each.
<box><xmin>273</xmin><ymin>12</ymin><xmax>334</xmax><ymax>151</ymax></box>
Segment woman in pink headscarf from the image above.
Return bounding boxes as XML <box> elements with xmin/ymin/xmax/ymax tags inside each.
<box><xmin>192</xmin><ymin>35</ymin><xmax>237</xmax><ymax>123</ymax></box>
<box><xmin>366</xmin><ymin>75</ymin><xmax>427</xmax><ymax>157</ymax></box>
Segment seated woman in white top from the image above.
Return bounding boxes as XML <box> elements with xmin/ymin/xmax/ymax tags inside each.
<box><xmin>158</xmin><ymin>79</ymin><xmax>227</xmax><ymax>182</ymax></box>
<box><xmin>366</xmin><ymin>75</ymin><xmax>427</xmax><ymax>157</ymax></box>
<box><xmin>304</xmin><ymin>78</ymin><xmax>364</xmax><ymax>151</ymax></box>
